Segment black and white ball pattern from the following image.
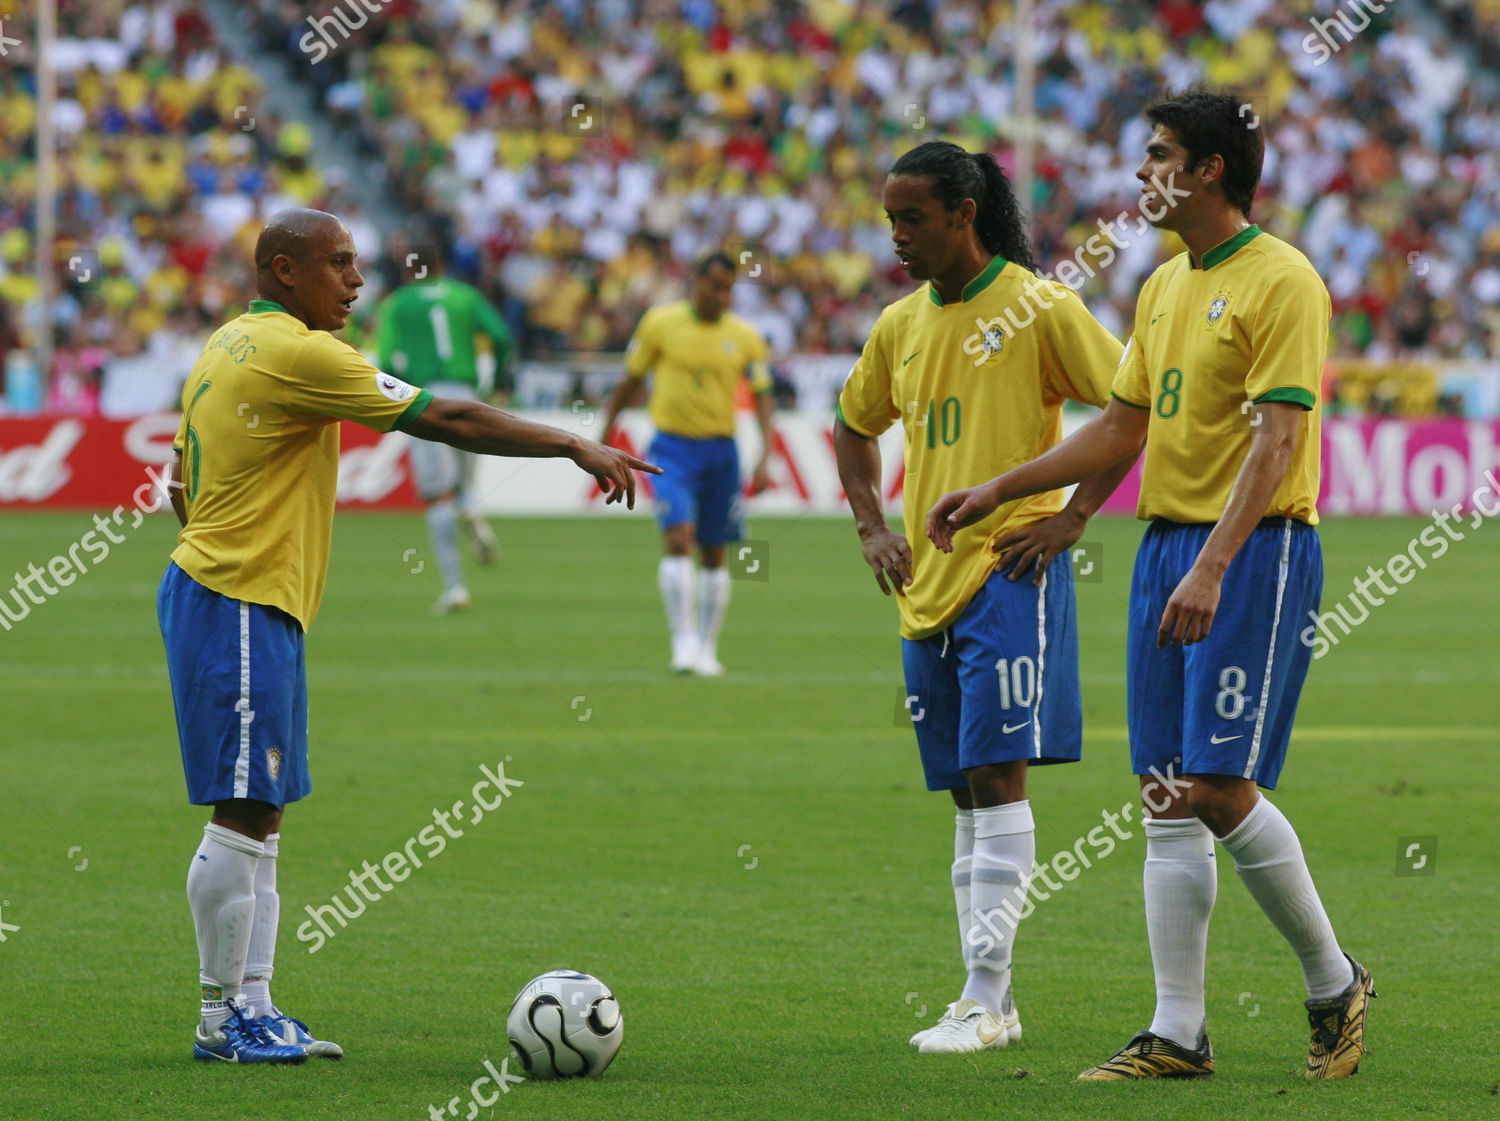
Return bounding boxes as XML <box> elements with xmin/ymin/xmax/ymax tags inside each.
<box><xmin>506</xmin><ymin>970</ymin><xmax>623</xmax><ymax>1080</ymax></box>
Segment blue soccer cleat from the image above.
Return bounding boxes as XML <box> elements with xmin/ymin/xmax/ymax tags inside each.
<box><xmin>194</xmin><ymin>1002</ymin><xmax>308</xmax><ymax>1064</ymax></box>
<box><xmin>256</xmin><ymin>1007</ymin><xmax>344</xmax><ymax>1059</ymax></box>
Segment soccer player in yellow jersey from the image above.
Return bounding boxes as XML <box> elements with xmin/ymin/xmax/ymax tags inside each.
<box><xmin>158</xmin><ymin>209</ymin><xmax>655</xmax><ymax>1064</ymax></box>
<box><xmin>600</xmin><ymin>251</ymin><xmax>775</xmax><ymax>676</ymax></box>
<box><xmin>929</xmin><ymin>92</ymin><xmax>1373</xmax><ymax>1081</ymax></box>
<box><xmin>835</xmin><ymin>141</ymin><xmax>1137</xmax><ymax>1053</ymax></box>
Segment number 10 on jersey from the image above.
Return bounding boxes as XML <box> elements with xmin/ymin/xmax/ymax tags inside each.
<box><xmin>921</xmin><ymin>396</ymin><xmax>961</xmax><ymax>448</ymax></box>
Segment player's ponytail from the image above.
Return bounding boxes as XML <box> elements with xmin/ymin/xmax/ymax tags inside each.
<box><xmin>969</xmin><ymin>152</ymin><xmax>1036</xmax><ymax>272</ymax></box>
<box><xmin>889</xmin><ymin>141</ymin><xmax>1037</xmax><ymax>272</ymax></box>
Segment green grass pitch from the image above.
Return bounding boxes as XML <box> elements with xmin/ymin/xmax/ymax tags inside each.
<box><xmin>1</xmin><ymin>510</ymin><xmax>1495</xmax><ymax>1119</ymax></box>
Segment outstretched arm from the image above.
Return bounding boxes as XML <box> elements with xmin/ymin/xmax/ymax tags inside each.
<box><xmin>927</xmin><ymin>397</ymin><xmax>1149</xmax><ymax>552</ymax></box>
<box><xmin>404</xmin><ymin>395</ymin><xmax>660</xmax><ymax>507</ymax></box>
<box><xmin>834</xmin><ymin>417</ymin><xmax>911</xmax><ymax>596</ymax></box>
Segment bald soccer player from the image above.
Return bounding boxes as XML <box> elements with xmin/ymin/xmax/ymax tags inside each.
<box><xmin>159</xmin><ymin>209</ymin><xmax>657</xmax><ymax>1063</ymax></box>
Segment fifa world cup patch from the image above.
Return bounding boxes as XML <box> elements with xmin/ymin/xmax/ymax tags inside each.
<box><xmin>267</xmin><ymin>746</ymin><xmax>283</xmax><ymax>780</ymax></box>
<box><xmin>1205</xmin><ymin>290</ymin><xmax>1232</xmax><ymax>327</ymax></box>
<box><xmin>375</xmin><ymin>372</ymin><xmax>417</xmax><ymax>402</ymax></box>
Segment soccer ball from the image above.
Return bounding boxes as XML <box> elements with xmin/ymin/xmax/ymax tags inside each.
<box><xmin>506</xmin><ymin>970</ymin><xmax>623</xmax><ymax>1079</ymax></box>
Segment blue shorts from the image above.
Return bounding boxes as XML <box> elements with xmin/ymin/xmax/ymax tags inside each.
<box><xmin>1127</xmin><ymin>517</ymin><xmax>1321</xmax><ymax>790</ymax></box>
<box><xmin>901</xmin><ymin>552</ymin><xmax>1083</xmax><ymax>791</ymax></box>
<box><xmin>158</xmin><ymin>563</ymin><xmax>311</xmax><ymax>807</ymax></box>
<box><xmin>648</xmin><ymin>431</ymin><xmax>744</xmax><ymax>546</ymax></box>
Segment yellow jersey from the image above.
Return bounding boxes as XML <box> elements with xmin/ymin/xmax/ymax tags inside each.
<box><xmin>1111</xmin><ymin>225</ymin><xmax>1328</xmax><ymax>525</ymax></box>
<box><xmin>624</xmin><ymin>300</ymin><xmax>772</xmax><ymax>438</ymax></box>
<box><xmin>171</xmin><ymin>300</ymin><xmax>433</xmax><ymax>629</ymax></box>
<box><xmin>839</xmin><ymin>256</ymin><xmax>1123</xmax><ymax>639</ymax></box>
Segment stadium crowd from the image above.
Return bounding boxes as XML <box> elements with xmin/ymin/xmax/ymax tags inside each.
<box><xmin>3</xmin><ymin>0</ymin><xmax>1499</xmax><ymax>416</ymax></box>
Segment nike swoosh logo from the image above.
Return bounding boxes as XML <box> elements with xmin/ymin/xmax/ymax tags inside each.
<box><xmin>1151</xmin><ymin>314</ymin><xmax>1165</xmax><ymax>325</ymax></box>
<box><xmin>976</xmin><ymin>1022</ymin><xmax>1004</xmax><ymax>1045</ymax></box>
<box><xmin>902</xmin><ymin>349</ymin><xmax>923</xmax><ymax>366</ymax></box>
<box><xmin>1210</xmin><ymin>733</ymin><xmax>1243</xmax><ymax>744</ymax></box>
<box><xmin>1002</xmin><ymin>721</ymin><xmax>1031</xmax><ymax>734</ymax></box>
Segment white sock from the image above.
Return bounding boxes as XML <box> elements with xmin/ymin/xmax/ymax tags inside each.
<box><xmin>187</xmin><ymin>823</ymin><xmax>264</xmax><ymax>1031</ymax></box>
<box><xmin>696</xmin><ymin>567</ymin><xmax>731</xmax><ymax>663</ymax></box>
<box><xmin>1219</xmin><ymin>796</ymin><xmax>1353</xmax><ymax>1000</ymax></box>
<box><xmin>427</xmin><ymin>499</ymin><xmax>464</xmax><ymax>593</ymax></box>
<box><xmin>658</xmin><ymin>556</ymin><xmax>696</xmax><ymax>661</ymax></box>
<box><xmin>961</xmin><ymin>800</ymin><xmax>1034</xmax><ymax>1014</ymax></box>
<box><xmin>951</xmin><ymin>808</ymin><xmax>976</xmax><ymax>971</ymax></box>
<box><xmin>243</xmin><ymin>831</ymin><xmax>280</xmax><ymax>1020</ymax></box>
<box><xmin>1144</xmin><ymin>817</ymin><xmax>1217</xmax><ymax>1048</ymax></box>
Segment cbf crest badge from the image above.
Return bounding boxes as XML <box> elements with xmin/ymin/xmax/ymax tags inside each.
<box><xmin>267</xmin><ymin>746</ymin><xmax>283</xmax><ymax>781</ymax></box>
<box><xmin>1205</xmin><ymin>290</ymin><xmax>1232</xmax><ymax>327</ymax></box>
<box><xmin>980</xmin><ymin>325</ymin><xmax>1006</xmax><ymax>359</ymax></box>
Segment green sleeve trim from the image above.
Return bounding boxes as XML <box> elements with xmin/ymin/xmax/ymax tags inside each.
<box><xmin>392</xmin><ymin>388</ymin><xmax>434</xmax><ymax>431</ymax></box>
<box><xmin>1111</xmin><ymin>391</ymin><xmax>1151</xmax><ymax>410</ymax></box>
<box><xmin>746</xmin><ymin>359</ymin><xmax>774</xmax><ymax>393</ymax></box>
<box><xmin>1253</xmin><ymin>386</ymin><xmax>1316</xmax><ymax>410</ymax></box>
<box><xmin>835</xmin><ymin>402</ymin><xmax>873</xmax><ymax>437</ymax></box>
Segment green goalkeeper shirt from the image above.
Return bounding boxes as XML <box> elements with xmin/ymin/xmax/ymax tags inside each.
<box><xmin>376</xmin><ymin>278</ymin><xmax>514</xmax><ymax>392</ymax></box>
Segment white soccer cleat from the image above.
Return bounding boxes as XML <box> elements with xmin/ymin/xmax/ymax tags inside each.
<box><xmin>907</xmin><ymin>996</ymin><xmax>993</xmax><ymax>1046</ymax></box>
<box><xmin>910</xmin><ymin>1017</ymin><xmax>944</xmax><ymax>1048</ymax></box>
<box><xmin>916</xmin><ymin>998</ymin><xmax>1022</xmax><ymax>1054</ymax></box>
<box><xmin>432</xmin><ymin>586</ymin><xmax>472</xmax><ymax>614</ymax></box>
<box><xmin>692</xmin><ymin>654</ymin><xmax>725</xmax><ymax>677</ymax></box>
<box><xmin>670</xmin><ymin>633</ymin><xmax>700</xmax><ymax>674</ymax></box>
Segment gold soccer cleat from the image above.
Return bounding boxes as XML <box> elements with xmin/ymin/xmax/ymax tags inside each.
<box><xmin>1078</xmin><ymin>1029</ymin><xmax>1214</xmax><ymax>1081</ymax></box>
<box><xmin>1305</xmin><ymin>954</ymin><xmax>1375</xmax><ymax>1080</ymax></box>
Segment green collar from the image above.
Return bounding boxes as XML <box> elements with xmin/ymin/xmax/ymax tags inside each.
<box><xmin>1194</xmin><ymin>225</ymin><xmax>1262</xmax><ymax>271</ymax></box>
<box><xmin>248</xmin><ymin>299</ymin><xmax>291</xmax><ymax>315</ymax></box>
<box><xmin>928</xmin><ymin>255</ymin><xmax>1008</xmax><ymax>307</ymax></box>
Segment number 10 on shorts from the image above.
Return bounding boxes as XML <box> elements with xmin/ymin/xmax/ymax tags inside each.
<box><xmin>995</xmin><ymin>656</ymin><xmax>1037</xmax><ymax>710</ymax></box>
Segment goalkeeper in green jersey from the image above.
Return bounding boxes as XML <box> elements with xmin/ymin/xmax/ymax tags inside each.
<box><xmin>377</xmin><ymin>248</ymin><xmax>516</xmax><ymax>613</ymax></box>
